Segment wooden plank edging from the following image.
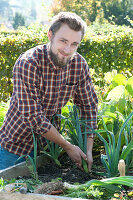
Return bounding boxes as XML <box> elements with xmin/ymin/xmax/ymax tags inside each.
<box><xmin>0</xmin><ymin>155</ymin><xmax>48</xmax><ymax>179</ymax></box>
<box><xmin>0</xmin><ymin>192</ymin><xmax>89</xmax><ymax>200</ymax></box>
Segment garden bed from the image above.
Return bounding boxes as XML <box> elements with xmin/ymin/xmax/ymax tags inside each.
<box><xmin>37</xmin><ymin>152</ymin><xmax>102</xmax><ymax>184</ymax></box>
<box><xmin>0</xmin><ymin>152</ymin><xmax>133</xmax><ymax>200</ymax></box>
<box><xmin>0</xmin><ymin>154</ymin><xmax>94</xmax><ymax>200</ymax></box>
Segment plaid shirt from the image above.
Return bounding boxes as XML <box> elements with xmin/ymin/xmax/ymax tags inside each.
<box><xmin>0</xmin><ymin>44</ymin><xmax>98</xmax><ymax>156</ymax></box>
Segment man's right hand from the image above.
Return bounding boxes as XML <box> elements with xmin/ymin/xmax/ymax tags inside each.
<box><xmin>43</xmin><ymin>125</ymin><xmax>87</xmax><ymax>170</ymax></box>
<box><xmin>65</xmin><ymin>144</ymin><xmax>87</xmax><ymax>170</ymax></box>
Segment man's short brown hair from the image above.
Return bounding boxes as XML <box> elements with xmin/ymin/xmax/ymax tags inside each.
<box><xmin>49</xmin><ymin>12</ymin><xmax>87</xmax><ymax>40</ymax></box>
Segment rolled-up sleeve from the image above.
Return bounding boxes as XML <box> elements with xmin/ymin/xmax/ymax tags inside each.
<box><xmin>13</xmin><ymin>58</ymin><xmax>51</xmax><ymax>134</ymax></box>
<box><xmin>73</xmin><ymin>62</ymin><xmax>98</xmax><ymax>135</ymax></box>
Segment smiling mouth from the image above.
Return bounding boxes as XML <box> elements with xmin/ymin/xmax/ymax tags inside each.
<box><xmin>58</xmin><ymin>50</ymin><xmax>69</xmax><ymax>57</ymax></box>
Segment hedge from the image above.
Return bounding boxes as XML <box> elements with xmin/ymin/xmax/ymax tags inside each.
<box><xmin>0</xmin><ymin>24</ymin><xmax>48</xmax><ymax>102</ymax></box>
<box><xmin>0</xmin><ymin>23</ymin><xmax>133</xmax><ymax>102</ymax></box>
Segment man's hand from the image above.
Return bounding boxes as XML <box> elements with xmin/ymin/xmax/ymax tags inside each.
<box><xmin>43</xmin><ymin>125</ymin><xmax>87</xmax><ymax>170</ymax></box>
<box><xmin>65</xmin><ymin>144</ymin><xmax>87</xmax><ymax>170</ymax></box>
<box><xmin>43</xmin><ymin>125</ymin><xmax>94</xmax><ymax>172</ymax></box>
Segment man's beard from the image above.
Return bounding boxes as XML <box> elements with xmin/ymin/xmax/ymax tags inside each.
<box><xmin>48</xmin><ymin>45</ymin><xmax>71</xmax><ymax>68</ymax></box>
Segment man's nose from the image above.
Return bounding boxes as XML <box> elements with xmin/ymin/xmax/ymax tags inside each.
<box><xmin>63</xmin><ymin>45</ymin><xmax>71</xmax><ymax>54</ymax></box>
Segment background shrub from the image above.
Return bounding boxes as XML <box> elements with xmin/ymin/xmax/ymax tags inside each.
<box><xmin>0</xmin><ymin>23</ymin><xmax>133</xmax><ymax>102</ymax></box>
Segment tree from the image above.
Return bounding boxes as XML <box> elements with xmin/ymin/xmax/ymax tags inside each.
<box><xmin>12</xmin><ymin>12</ymin><xmax>26</xmax><ymax>30</ymax></box>
<box><xmin>50</xmin><ymin>0</ymin><xmax>101</xmax><ymax>24</ymax></box>
<box><xmin>101</xmin><ymin>0</ymin><xmax>133</xmax><ymax>27</ymax></box>
<box><xmin>50</xmin><ymin>0</ymin><xmax>133</xmax><ymax>26</ymax></box>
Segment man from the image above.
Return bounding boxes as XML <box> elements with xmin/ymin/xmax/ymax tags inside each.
<box><xmin>0</xmin><ymin>12</ymin><xmax>98</xmax><ymax>171</ymax></box>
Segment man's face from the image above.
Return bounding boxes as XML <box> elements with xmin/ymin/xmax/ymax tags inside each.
<box><xmin>48</xmin><ymin>24</ymin><xmax>82</xmax><ymax>67</ymax></box>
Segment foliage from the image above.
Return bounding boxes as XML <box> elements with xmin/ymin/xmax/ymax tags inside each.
<box><xmin>12</xmin><ymin>12</ymin><xmax>26</xmax><ymax>30</ymax></box>
<box><xmin>78</xmin><ymin>25</ymin><xmax>133</xmax><ymax>78</ymax></box>
<box><xmin>106</xmin><ymin>74</ymin><xmax>133</xmax><ymax>101</ymax></box>
<box><xmin>1</xmin><ymin>175</ymin><xmax>133</xmax><ymax>199</ymax></box>
<box><xmin>95</xmin><ymin>111</ymin><xmax>133</xmax><ymax>177</ymax></box>
<box><xmin>50</xmin><ymin>0</ymin><xmax>133</xmax><ymax>26</ymax></box>
<box><xmin>16</xmin><ymin>130</ymin><xmax>38</xmax><ymax>181</ymax></box>
<box><xmin>0</xmin><ymin>177</ymin><xmax>43</xmax><ymax>193</ymax></box>
<box><xmin>101</xmin><ymin>0</ymin><xmax>133</xmax><ymax>27</ymax></box>
<box><xmin>41</xmin><ymin>113</ymin><xmax>66</xmax><ymax>167</ymax></box>
<box><xmin>57</xmin><ymin>105</ymin><xmax>91</xmax><ymax>173</ymax></box>
<box><xmin>0</xmin><ymin>177</ymin><xmax>5</xmax><ymax>191</ymax></box>
<box><xmin>0</xmin><ymin>24</ymin><xmax>48</xmax><ymax>102</ymax></box>
<box><xmin>41</xmin><ymin>140</ymin><xmax>63</xmax><ymax>167</ymax></box>
<box><xmin>0</xmin><ymin>102</ymin><xmax>8</xmax><ymax>127</ymax></box>
<box><xmin>98</xmin><ymin>71</ymin><xmax>133</xmax><ymax>119</ymax></box>
<box><xmin>0</xmin><ymin>23</ymin><xmax>133</xmax><ymax>103</ymax></box>
<box><xmin>64</xmin><ymin>176</ymin><xmax>133</xmax><ymax>199</ymax></box>
<box><xmin>104</xmin><ymin>73</ymin><xmax>133</xmax><ymax>123</ymax></box>
<box><xmin>50</xmin><ymin>0</ymin><xmax>102</xmax><ymax>24</ymax></box>
<box><xmin>26</xmin><ymin>132</ymin><xmax>38</xmax><ymax>181</ymax></box>
<box><xmin>98</xmin><ymin>71</ymin><xmax>133</xmax><ymax>154</ymax></box>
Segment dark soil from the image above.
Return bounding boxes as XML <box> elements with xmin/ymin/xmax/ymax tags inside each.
<box><xmin>18</xmin><ymin>147</ymin><xmax>133</xmax><ymax>199</ymax></box>
<box><xmin>35</xmin><ymin>153</ymin><xmax>133</xmax><ymax>199</ymax></box>
<box><xmin>37</xmin><ymin>152</ymin><xmax>103</xmax><ymax>184</ymax></box>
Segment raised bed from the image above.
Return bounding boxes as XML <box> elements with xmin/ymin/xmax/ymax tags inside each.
<box><xmin>0</xmin><ymin>155</ymin><xmax>47</xmax><ymax>179</ymax></box>
<box><xmin>0</xmin><ymin>155</ymin><xmax>89</xmax><ymax>200</ymax></box>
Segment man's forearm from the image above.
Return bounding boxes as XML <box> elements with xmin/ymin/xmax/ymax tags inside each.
<box><xmin>42</xmin><ymin>125</ymin><xmax>87</xmax><ymax>169</ymax></box>
<box><xmin>87</xmin><ymin>137</ymin><xmax>94</xmax><ymax>171</ymax></box>
<box><xmin>87</xmin><ymin>137</ymin><xmax>94</xmax><ymax>152</ymax></box>
<box><xmin>43</xmin><ymin>124</ymin><xmax>73</xmax><ymax>151</ymax></box>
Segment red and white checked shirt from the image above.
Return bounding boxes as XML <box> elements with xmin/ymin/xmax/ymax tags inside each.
<box><xmin>0</xmin><ymin>44</ymin><xmax>98</xmax><ymax>156</ymax></box>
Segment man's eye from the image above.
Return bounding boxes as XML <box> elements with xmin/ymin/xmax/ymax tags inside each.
<box><xmin>72</xmin><ymin>43</ymin><xmax>78</xmax><ymax>47</ymax></box>
<box><xmin>61</xmin><ymin>40</ymin><xmax>66</xmax><ymax>43</ymax></box>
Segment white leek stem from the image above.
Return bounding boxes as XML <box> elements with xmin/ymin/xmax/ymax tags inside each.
<box><xmin>118</xmin><ymin>159</ymin><xmax>125</xmax><ymax>176</ymax></box>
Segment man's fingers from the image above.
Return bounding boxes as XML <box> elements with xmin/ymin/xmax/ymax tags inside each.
<box><xmin>76</xmin><ymin>162</ymin><xmax>83</xmax><ymax>170</ymax></box>
<box><xmin>80</xmin><ymin>150</ymin><xmax>87</xmax><ymax>161</ymax></box>
<box><xmin>87</xmin><ymin>156</ymin><xmax>93</xmax><ymax>172</ymax></box>
<box><xmin>88</xmin><ymin>162</ymin><xmax>92</xmax><ymax>172</ymax></box>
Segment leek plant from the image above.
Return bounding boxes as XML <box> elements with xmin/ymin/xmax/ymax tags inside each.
<box><xmin>41</xmin><ymin>140</ymin><xmax>63</xmax><ymax>167</ymax></box>
<box><xmin>57</xmin><ymin>105</ymin><xmax>91</xmax><ymax>173</ymax></box>
<box><xmin>64</xmin><ymin>176</ymin><xmax>133</xmax><ymax>199</ymax></box>
<box><xmin>94</xmin><ymin>111</ymin><xmax>133</xmax><ymax>177</ymax></box>
<box><xmin>26</xmin><ymin>132</ymin><xmax>38</xmax><ymax>181</ymax></box>
<box><xmin>41</xmin><ymin>116</ymin><xmax>65</xmax><ymax>167</ymax></box>
<box><xmin>16</xmin><ymin>129</ymin><xmax>38</xmax><ymax>181</ymax></box>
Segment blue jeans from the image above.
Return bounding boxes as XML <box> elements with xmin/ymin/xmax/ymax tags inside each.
<box><xmin>0</xmin><ymin>145</ymin><xmax>34</xmax><ymax>170</ymax></box>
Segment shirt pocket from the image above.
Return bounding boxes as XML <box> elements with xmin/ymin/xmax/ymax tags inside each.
<box><xmin>60</xmin><ymin>82</ymin><xmax>77</xmax><ymax>99</ymax></box>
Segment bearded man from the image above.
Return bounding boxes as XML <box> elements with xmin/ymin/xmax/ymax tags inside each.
<box><xmin>0</xmin><ymin>12</ymin><xmax>98</xmax><ymax>171</ymax></box>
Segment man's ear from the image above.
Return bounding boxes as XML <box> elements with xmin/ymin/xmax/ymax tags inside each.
<box><xmin>48</xmin><ymin>30</ymin><xmax>53</xmax><ymax>41</ymax></box>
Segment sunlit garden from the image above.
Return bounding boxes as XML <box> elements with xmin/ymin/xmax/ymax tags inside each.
<box><xmin>0</xmin><ymin>9</ymin><xmax>133</xmax><ymax>200</ymax></box>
